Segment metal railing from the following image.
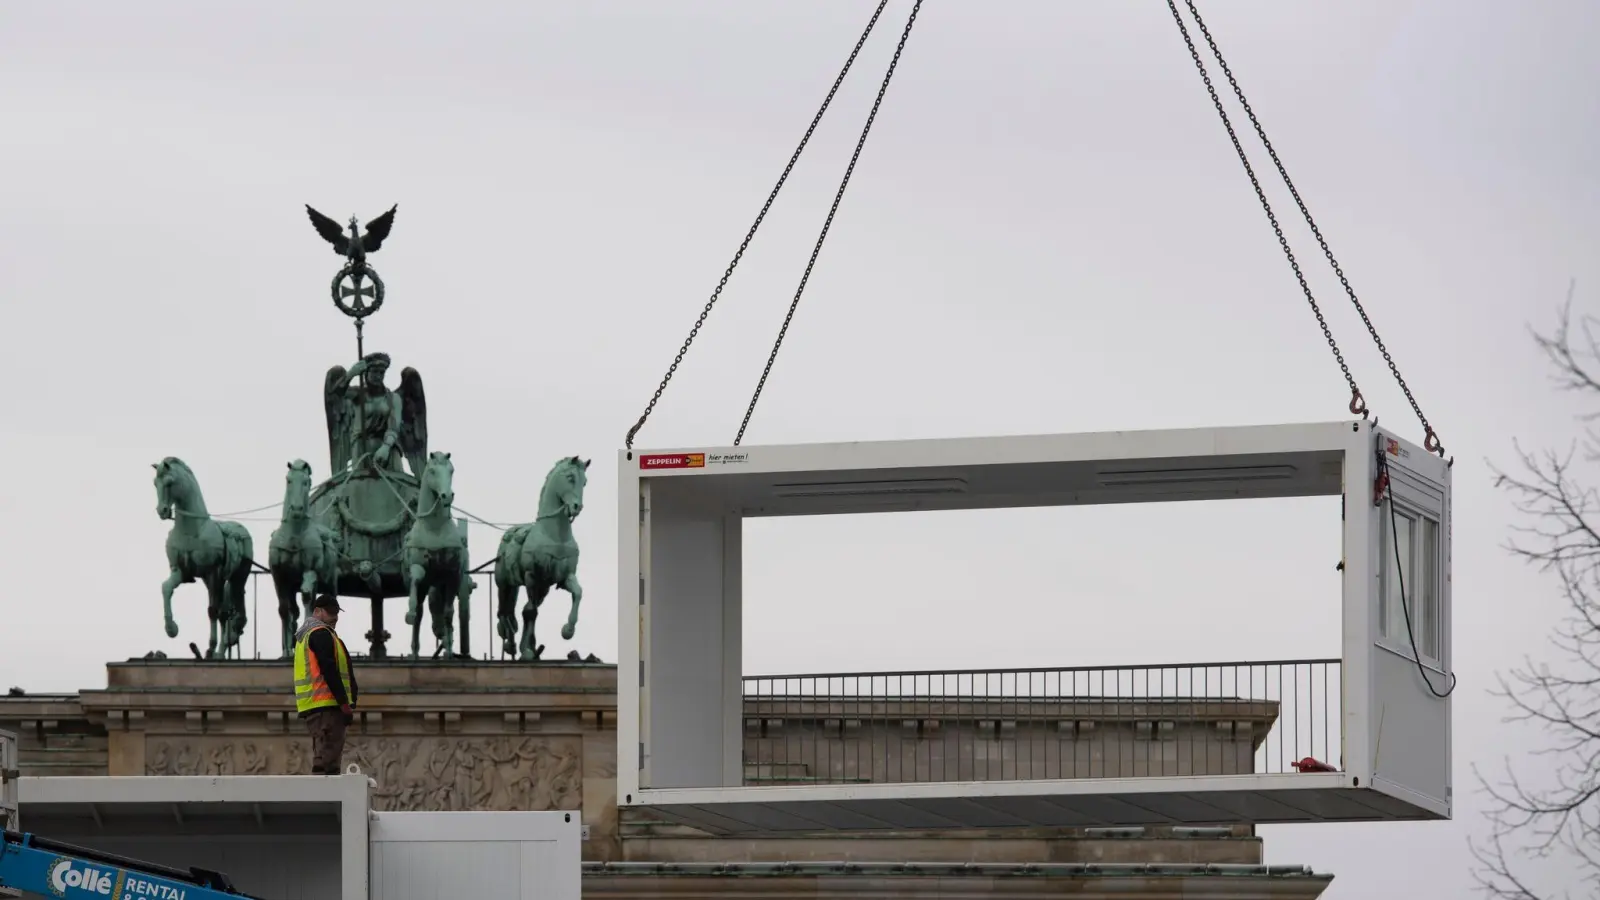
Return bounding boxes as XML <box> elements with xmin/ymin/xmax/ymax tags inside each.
<box><xmin>739</xmin><ymin>659</ymin><xmax>1341</xmax><ymax>785</ymax></box>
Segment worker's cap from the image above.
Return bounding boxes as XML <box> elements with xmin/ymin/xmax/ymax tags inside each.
<box><xmin>313</xmin><ymin>594</ymin><xmax>343</xmax><ymax>613</ymax></box>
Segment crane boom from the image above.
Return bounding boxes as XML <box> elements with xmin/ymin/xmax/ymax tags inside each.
<box><xmin>1</xmin><ymin>830</ymin><xmax>259</xmax><ymax>900</ymax></box>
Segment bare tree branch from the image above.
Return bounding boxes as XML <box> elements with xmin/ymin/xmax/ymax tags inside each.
<box><xmin>1477</xmin><ymin>283</ymin><xmax>1597</xmax><ymax>899</ymax></box>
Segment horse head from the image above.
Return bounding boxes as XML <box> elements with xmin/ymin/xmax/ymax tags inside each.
<box><xmin>283</xmin><ymin>459</ymin><xmax>314</xmax><ymax>520</ymax></box>
<box><xmin>541</xmin><ymin>456</ymin><xmax>590</xmax><ymax>521</ymax></box>
<box><xmin>152</xmin><ymin>457</ymin><xmax>196</xmax><ymax>521</ymax></box>
<box><xmin>421</xmin><ymin>451</ymin><xmax>455</xmax><ymax>515</ymax></box>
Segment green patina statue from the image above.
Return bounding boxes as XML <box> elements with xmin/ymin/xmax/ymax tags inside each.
<box><xmin>495</xmin><ymin>456</ymin><xmax>590</xmax><ymax>660</ymax></box>
<box><xmin>153</xmin><ymin>457</ymin><xmax>254</xmax><ymax>659</ymax></box>
<box><xmin>268</xmin><ymin>460</ymin><xmax>341</xmax><ymax>657</ymax></box>
<box><xmin>304</xmin><ymin>350</ymin><xmax>437</xmax><ymax>658</ymax></box>
<box><xmin>306</xmin><ymin>204</ymin><xmax>397</xmax><ymax>354</ymax></box>
<box><xmin>402</xmin><ymin>451</ymin><xmax>471</xmax><ymax>659</ymax></box>
<box><xmin>323</xmin><ymin>353</ymin><xmax>427</xmax><ymax>479</ymax></box>
<box><xmin>148</xmin><ymin>205</ymin><xmax>595</xmax><ymax>663</ymax></box>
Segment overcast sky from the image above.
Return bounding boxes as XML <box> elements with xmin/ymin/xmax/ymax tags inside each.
<box><xmin>3</xmin><ymin>1</ymin><xmax>1597</xmax><ymax>896</ymax></box>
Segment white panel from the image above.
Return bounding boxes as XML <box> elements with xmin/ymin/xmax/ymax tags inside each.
<box><xmin>617</xmin><ymin>463</ymin><xmax>643</xmax><ymax>805</ymax></box>
<box><xmin>521</xmin><ymin>839</ymin><xmax>569</xmax><ymax>900</ymax></box>
<box><xmin>643</xmin><ymin>501</ymin><xmax>739</xmax><ymax>790</ymax></box>
<box><xmin>17</xmin><ymin>836</ymin><xmax>339</xmax><ymax>900</ymax></box>
<box><xmin>1364</xmin><ymin>427</ymin><xmax>1453</xmax><ymax>817</ymax></box>
<box><xmin>0</xmin><ymin>729</ymin><xmax>16</xmax><ymax>833</ymax></box>
<box><xmin>625</xmin><ymin>422</ymin><xmax>1354</xmax><ymax>516</ymax></box>
<box><xmin>720</xmin><ymin>513</ymin><xmax>744</xmax><ymax>789</ymax></box>
<box><xmin>631</xmin><ymin>421</ymin><xmax>1355</xmax><ymax>480</ymax></box>
<box><xmin>373</xmin><ymin>841</ymin><xmax>520</xmax><ymax>900</ymax></box>
<box><xmin>370</xmin><ymin>812</ymin><xmax>580</xmax><ymax>900</ymax></box>
<box><xmin>1339</xmin><ymin>425</ymin><xmax>1376</xmax><ymax>785</ymax></box>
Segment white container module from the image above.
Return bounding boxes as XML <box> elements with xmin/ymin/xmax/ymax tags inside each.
<box><xmin>0</xmin><ymin>730</ymin><xmax>16</xmax><ymax>834</ymax></box>
<box><xmin>369</xmin><ymin>811</ymin><xmax>581</xmax><ymax>900</ymax></box>
<box><xmin>1</xmin><ymin>729</ymin><xmax>14</xmax><ymax>899</ymax></box>
<box><xmin>17</xmin><ymin>774</ymin><xmax>371</xmax><ymax>900</ymax></box>
<box><xmin>617</xmin><ymin>419</ymin><xmax>1453</xmax><ymax>834</ymax></box>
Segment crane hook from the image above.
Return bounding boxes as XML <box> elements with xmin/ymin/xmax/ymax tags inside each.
<box><xmin>1424</xmin><ymin>428</ymin><xmax>1443</xmax><ymax>456</ymax></box>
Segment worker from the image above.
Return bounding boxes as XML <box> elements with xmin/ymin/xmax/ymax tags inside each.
<box><xmin>292</xmin><ymin>594</ymin><xmax>359</xmax><ymax>775</ymax></box>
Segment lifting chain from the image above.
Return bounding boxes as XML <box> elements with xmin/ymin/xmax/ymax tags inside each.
<box><xmin>1165</xmin><ymin>0</ymin><xmax>1368</xmax><ymax>424</ymax></box>
<box><xmin>624</xmin><ymin>0</ymin><xmax>895</xmax><ymax>450</ymax></box>
<box><xmin>628</xmin><ymin>3</ymin><xmax>1446</xmax><ymax>456</ymax></box>
<box><xmin>734</xmin><ymin>0</ymin><xmax>925</xmax><ymax>446</ymax></box>
<box><xmin>1171</xmin><ymin>0</ymin><xmax>1446</xmax><ymax>457</ymax></box>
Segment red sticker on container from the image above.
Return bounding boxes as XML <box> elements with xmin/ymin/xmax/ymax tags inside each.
<box><xmin>639</xmin><ymin>453</ymin><xmax>704</xmax><ymax>470</ymax></box>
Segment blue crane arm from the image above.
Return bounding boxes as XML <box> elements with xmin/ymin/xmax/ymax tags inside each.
<box><xmin>1</xmin><ymin>830</ymin><xmax>259</xmax><ymax>900</ymax></box>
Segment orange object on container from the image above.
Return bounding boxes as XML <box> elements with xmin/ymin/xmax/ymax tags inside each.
<box><xmin>1291</xmin><ymin>757</ymin><xmax>1339</xmax><ymax>773</ymax></box>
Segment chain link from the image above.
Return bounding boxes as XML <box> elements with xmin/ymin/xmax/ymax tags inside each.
<box><xmin>1165</xmin><ymin>0</ymin><xmax>1367</xmax><ymax>420</ymax></box>
<box><xmin>734</xmin><ymin>0</ymin><xmax>924</xmax><ymax>446</ymax></box>
<box><xmin>1180</xmin><ymin>0</ymin><xmax>1443</xmax><ymax>456</ymax></box>
<box><xmin>623</xmin><ymin>0</ymin><xmax>893</xmax><ymax>450</ymax></box>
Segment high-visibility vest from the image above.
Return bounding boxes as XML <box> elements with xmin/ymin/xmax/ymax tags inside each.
<box><xmin>293</xmin><ymin>622</ymin><xmax>352</xmax><ymax>715</ymax></box>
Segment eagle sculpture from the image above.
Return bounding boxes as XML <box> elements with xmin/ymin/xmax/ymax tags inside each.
<box><xmin>305</xmin><ymin>204</ymin><xmax>398</xmax><ymax>274</ymax></box>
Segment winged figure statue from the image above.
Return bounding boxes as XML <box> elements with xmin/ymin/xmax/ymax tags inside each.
<box><xmin>305</xmin><ymin>204</ymin><xmax>398</xmax><ymax>276</ymax></box>
<box><xmin>323</xmin><ymin>352</ymin><xmax>429</xmax><ymax>478</ymax></box>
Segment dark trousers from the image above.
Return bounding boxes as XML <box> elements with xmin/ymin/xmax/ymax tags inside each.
<box><xmin>304</xmin><ymin>707</ymin><xmax>348</xmax><ymax>774</ymax></box>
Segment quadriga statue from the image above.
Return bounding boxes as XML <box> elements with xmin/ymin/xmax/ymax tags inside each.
<box><xmin>323</xmin><ymin>351</ymin><xmax>427</xmax><ymax>478</ymax></box>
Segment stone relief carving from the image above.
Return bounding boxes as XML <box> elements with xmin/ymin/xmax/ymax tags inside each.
<box><xmin>146</xmin><ymin>735</ymin><xmax>583</xmax><ymax>813</ymax></box>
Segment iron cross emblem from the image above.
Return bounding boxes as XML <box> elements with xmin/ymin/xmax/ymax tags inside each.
<box><xmin>331</xmin><ymin>264</ymin><xmax>386</xmax><ymax>319</ymax></box>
